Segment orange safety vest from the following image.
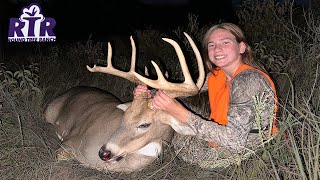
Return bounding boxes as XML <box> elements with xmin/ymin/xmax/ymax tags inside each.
<box><xmin>207</xmin><ymin>64</ymin><xmax>279</xmax><ymax>147</ymax></box>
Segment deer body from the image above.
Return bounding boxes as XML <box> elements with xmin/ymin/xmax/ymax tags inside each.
<box><xmin>45</xmin><ymin>86</ymin><xmax>174</xmax><ymax>172</ymax></box>
<box><xmin>45</xmin><ymin>32</ymin><xmax>205</xmax><ymax>172</ymax></box>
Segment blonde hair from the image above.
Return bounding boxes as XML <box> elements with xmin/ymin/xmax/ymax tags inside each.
<box><xmin>202</xmin><ymin>23</ymin><xmax>264</xmax><ymax>73</ymax></box>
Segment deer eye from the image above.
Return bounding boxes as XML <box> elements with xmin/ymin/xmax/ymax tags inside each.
<box><xmin>138</xmin><ymin>123</ymin><xmax>151</xmax><ymax>129</ymax></box>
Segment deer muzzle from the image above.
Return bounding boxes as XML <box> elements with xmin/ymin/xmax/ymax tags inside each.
<box><xmin>99</xmin><ymin>146</ymin><xmax>125</xmax><ymax>162</ymax></box>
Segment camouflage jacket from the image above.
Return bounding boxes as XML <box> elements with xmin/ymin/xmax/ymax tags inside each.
<box><xmin>185</xmin><ymin>69</ymin><xmax>276</xmax><ymax>152</ymax></box>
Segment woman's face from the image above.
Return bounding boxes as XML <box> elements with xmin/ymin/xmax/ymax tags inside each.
<box><xmin>207</xmin><ymin>28</ymin><xmax>246</xmax><ymax>70</ymax></box>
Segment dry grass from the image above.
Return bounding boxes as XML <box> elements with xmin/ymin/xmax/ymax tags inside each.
<box><xmin>1</xmin><ymin>0</ymin><xmax>320</xmax><ymax>179</ymax></box>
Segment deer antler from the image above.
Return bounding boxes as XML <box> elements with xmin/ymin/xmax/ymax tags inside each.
<box><xmin>86</xmin><ymin>36</ymin><xmax>143</xmax><ymax>85</ymax></box>
<box><xmin>133</xmin><ymin>32</ymin><xmax>205</xmax><ymax>98</ymax></box>
<box><xmin>87</xmin><ymin>32</ymin><xmax>205</xmax><ymax>98</ymax></box>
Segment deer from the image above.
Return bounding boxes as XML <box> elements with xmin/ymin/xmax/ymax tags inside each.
<box><xmin>44</xmin><ymin>32</ymin><xmax>205</xmax><ymax>172</ymax></box>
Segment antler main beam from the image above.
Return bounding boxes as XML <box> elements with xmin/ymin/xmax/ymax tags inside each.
<box><xmin>132</xmin><ymin>32</ymin><xmax>205</xmax><ymax>98</ymax></box>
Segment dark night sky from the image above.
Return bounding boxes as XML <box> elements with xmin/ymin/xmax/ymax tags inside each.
<box><xmin>0</xmin><ymin>0</ymin><xmax>237</xmax><ymax>43</ymax></box>
<box><xmin>0</xmin><ymin>0</ymin><xmax>311</xmax><ymax>44</ymax></box>
<box><xmin>49</xmin><ymin>0</ymin><xmax>237</xmax><ymax>40</ymax></box>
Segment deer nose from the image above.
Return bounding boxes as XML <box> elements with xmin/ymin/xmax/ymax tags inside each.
<box><xmin>98</xmin><ymin>147</ymin><xmax>111</xmax><ymax>161</ymax></box>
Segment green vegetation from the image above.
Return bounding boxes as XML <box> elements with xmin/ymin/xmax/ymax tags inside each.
<box><xmin>0</xmin><ymin>0</ymin><xmax>319</xmax><ymax>179</ymax></box>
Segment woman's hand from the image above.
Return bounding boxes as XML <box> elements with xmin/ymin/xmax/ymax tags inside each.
<box><xmin>152</xmin><ymin>90</ymin><xmax>189</xmax><ymax>122</ymax></box>
<box><xmin>133</xmin><ymin>84</ymin><xmax>151</xmax><ymax>98</ymax></box>
<box><xmin>133</xmin><ymin>86</ymin><xmax>190</xmax><ymax>122</ymax></box>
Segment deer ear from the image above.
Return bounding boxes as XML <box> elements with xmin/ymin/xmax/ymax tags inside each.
<box><xmin>116</xmin><ymin>102</ymin><xmax>132</xmax><ymax>111</ymax></box>
<box><xmin>166</xmin><ymin>117</ymin><xmax>196</xmax><ymax>136</ymax></box>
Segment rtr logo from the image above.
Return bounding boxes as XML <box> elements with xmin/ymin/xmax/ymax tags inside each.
<box><xmin>8</xmin><ymin>3</ymin><xmax>56</xmax><ymax>42</ymax></box>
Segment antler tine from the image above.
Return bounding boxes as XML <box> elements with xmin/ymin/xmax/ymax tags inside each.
<box><xmin>132</xmin><ymin>32</ymin><xmax>205</xmax><ymax>98</ymax></box>
<box><xmin>183</xmin><ymin>32</ymin><xmax>205</xmax><ymax>89</ymax></box>
<box><xmin>162</xmin><ymin>37</ymin><xmax>193</xmax><ymax>83</ymax></box>
<box><xmin>86</xmin><ymin>36</ymin><xmax>143</xmax><ymax>85</ymax></box>
<box><xmin>129</xmin><ymin>36</ymin><xmax>136</xmax><ymax>72</ymax></box>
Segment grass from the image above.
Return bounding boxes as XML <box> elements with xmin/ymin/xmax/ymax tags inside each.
<box><xmin>0</xmin><ymin>0</ymin><xmax>319</xmax><ymax>179</ymax></box>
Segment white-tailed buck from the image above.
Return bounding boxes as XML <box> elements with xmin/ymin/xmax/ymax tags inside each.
<box><xmin>44</xmin><ymin>32</ymin><xmax>205</xmax><ymax>172</ymax></box>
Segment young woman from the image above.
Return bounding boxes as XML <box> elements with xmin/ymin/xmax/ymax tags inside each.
<box><xmin>134</xmin><ymin>23</ymin><xmax>278</xmax><ymax>169</ymax></box>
